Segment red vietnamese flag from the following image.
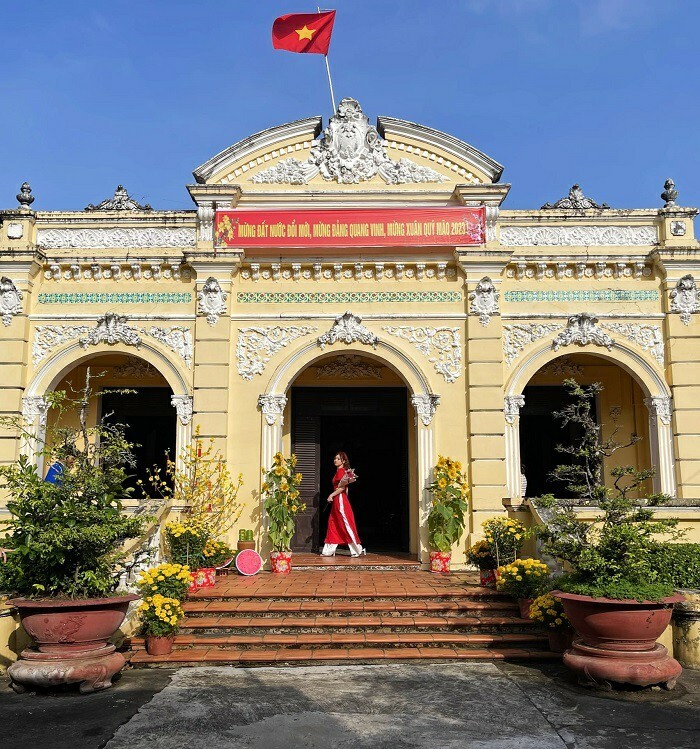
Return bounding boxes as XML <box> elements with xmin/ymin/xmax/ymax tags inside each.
<box><xmin>272</xmin><ymin>11</ymin><xmax>336</xmax><ymax>55</ymax></box>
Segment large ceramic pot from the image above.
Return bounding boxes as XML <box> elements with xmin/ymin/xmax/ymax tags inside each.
<box><xmin>7</xmin><ymin>594</ymin><xmax>138</xmax><ymax>693</ymax></box>
<box><xmin>146</xmin><ymin>634</ymin><xmax>174</xmax><ymax>656</ymax></box>
<box><xmin>554</xmin><ymin>591</ymin><xmax>684</xmax><ymax>689</ymax></box>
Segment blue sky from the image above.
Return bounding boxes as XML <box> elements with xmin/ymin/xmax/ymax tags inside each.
<box><xmin>2</xmin><ymin>0</ymin><xmax>698</xmax><ymax>211</ymax></box>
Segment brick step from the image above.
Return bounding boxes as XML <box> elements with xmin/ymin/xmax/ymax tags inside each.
<box><xmin>188</xmin><ymin>590</ymin><xmax>511</xmax><ymax>602</ymax></box>
<box><xmin>177</xmin><ymin>614</ymin><xmax>533</xmax><ymax>635</ymax></box>
<box><xmin>183</xmin><ymin>599</ymin><xmax>518</xmax><ymax>617</ymax></box>
<box><xmin>131</xmin><ymin>631</ymin><xmax>547</xmax><ymax>650</ymax></box>
<box><xmin>129</xmin><ymin>646</ymin><xmax>561</xmax><ymax>666</ymax></box>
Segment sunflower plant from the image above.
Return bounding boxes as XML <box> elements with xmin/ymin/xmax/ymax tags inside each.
<box><xmin>496</xmin><ymin>558</ymin><xmax>551</xmax><ymax>599</ymax></box>
<box><xmin>427</xmin><ymin>456</ymin><xmax>469</xmax><ymax>553</ymax></box>
<box><xmin>482</xmin><ymin>516</ymin><xmax>527</xmax><ymax>567</ymax></box>
<box><xmin>136</xmin><ymin>563</ymin><xmax>191</xmax><ymax>602</ymax></box>
<box><xmin>262</xmin><ymin>452</ymin><xmax>305</xmax><ymax>552</ymax></box>
<box><xmin>529</xmin><ymin>592</ymin><xmax>569</xmax><ymax>631</ymax></box>
<box><xmin>138</xmin><ymin>593</ymin><xmax>184</xmax><ymax>637</ymax></box>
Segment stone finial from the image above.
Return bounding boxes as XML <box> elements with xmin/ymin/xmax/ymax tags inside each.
<box><xmin>661</xmin><ymin>178</ymin><xmax>678</xmax><ymax>208</ymax></box>
<box><xmin>16</xmin><ymin>182</ymin><xmax>34</xmax><ymax>209</ymax></box>
<box><xmin>541</xmin><ymin>184</ymin><xmax>609</xmax><ymax>210</ymax></box>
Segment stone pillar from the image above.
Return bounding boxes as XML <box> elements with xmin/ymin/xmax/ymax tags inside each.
<box><xmin>411</xmin><ymin>393</ymin><xmax>439</xmax><ymax>562</ymax></box>
<box><xmin>258</xmin><ymin>394</ymin><xmax>287</xmax><ymax>469</ymax></box>
<box><xmin>644</xmin><ymin>396</ymin><xmax>676</xmax><ymax>497</ymax></box>
<box><xmin>504</xmin><ymin>394</ymin><xmax>525</xmax><ymax>499</ymax></box>
<box><xmin>171</xmin><ymin>394</ymin><xmax>193</xmax><ymax>476</ymax></box>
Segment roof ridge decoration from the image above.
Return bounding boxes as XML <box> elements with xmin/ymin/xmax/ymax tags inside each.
<box><xmin>251</xmin><ymin>98</ymin><xmax>448</xmax><ymax>186</ymax></box>
<box><xmin>541</xmin><ymin>184</ymin><xmax>609</xmax><ymax>211</ymax></box>
<box><xmin>85</xmin><ymin>185</ymin><xmax>152</xmax><ymax>212</ymax></box>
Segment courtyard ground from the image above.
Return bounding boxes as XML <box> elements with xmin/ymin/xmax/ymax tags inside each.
<box><xmin>1</xmin><ymin>662</ymin><xmax>698</xmax><ymax>749</ymax></box>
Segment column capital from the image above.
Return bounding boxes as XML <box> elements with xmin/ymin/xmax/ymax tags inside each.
<box><xmin>411</xmin><ymin>393</ymin><xmax>440</xmax><ymax>427</ymax></box>
<box><xmin>644</xmin><ymin>395</ymin><xmax>672</xmax><ymax>426</ymax></box>
<box><xmin>171</xmin><ymin>394</ymin><xmax>193</xmax><ymax>425</ymax></box>
<box><xmin>504</xmin><ymin>394</ymin><xmax>525</xmax><ymax>425</ymax></box>
<box><xmin>258</xmin><ymin>394</ymin><xmax>287</xmax><ymax>426</ymax></box>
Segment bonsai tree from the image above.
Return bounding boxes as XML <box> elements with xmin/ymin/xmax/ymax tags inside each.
<box><xmin>535</xmin><ymin>379</ymin><xmax>683</xmax><ymax>601</ymax></box>
<box><xmin>427</xmin><ymin>456</ymin><xmax>469</xmax><ymax>552</ymax></box>
<box><xmin>0</xmin><ymin>370</ymin><xmax>148</xmax><ymax>599</ymax></box>
<box><xmin>262</xmin><ymin>452</ymin><xmax>305</xmax><ymax>552</ymax></box>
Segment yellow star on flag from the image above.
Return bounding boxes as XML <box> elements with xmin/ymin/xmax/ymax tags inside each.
<box><xmin>295</xmin><ymin>25</ymin><xmax>316</xmax><ymax>41</ymax></box>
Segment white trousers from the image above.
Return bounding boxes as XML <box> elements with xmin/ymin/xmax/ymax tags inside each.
<box><xmin>321</xmin><ymin>542</ymin><xmax>364</xmax><ymax>557</ymax></box>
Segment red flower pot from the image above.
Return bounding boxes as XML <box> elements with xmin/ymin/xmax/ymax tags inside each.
<box><xmin>146</xmin><ymin>635</ymin><xmax>174</xmax><ymax>656</ymax></box>
<box><xmin>554</xmin><ymin>591</ymin><xmax>684</xmax><ymax>688</ymax></box>
<box><xmin>479</xmin><ymin>568</ymin><xmax>497</xmax><ymax>588</ymax></box>
<box><xmin>429</xmin><ymin>551</ymin><xmax>451</xmax><ymax>574</ymax></box>
<box><xmin>270</xmin><ymin>550</ymin><xmax>292</xmax><ymax>574</ymax></box>
<box><xmin>194</xmin><ymin>567</ymin><xmax>216</xmax><ymax>588</ymax></box>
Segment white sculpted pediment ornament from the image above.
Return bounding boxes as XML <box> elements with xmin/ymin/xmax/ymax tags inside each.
<box><xmin>251</xmin><ymin>98</ymin><xmax>448</xmax><ymax>186</ymax></box>
<box><xmin>237</xmin><ymin>326</ymin><xmax>317</xmax><ymax>380</ymax></box>
<box><xmin>383</xmin><ymin>326</ymin><xmax>462</xmax><ymax>383</ymax></box>
<box><xmin>318</xmin><ymin>311</ymin><xmax>378</xmax><ymax>350</ymax></box>
<box><xmin>552</xmin><ymin>313</ymin><xmax>614</xmax><ymax>352</ymax></box>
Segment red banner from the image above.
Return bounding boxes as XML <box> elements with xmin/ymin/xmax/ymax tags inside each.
<box><xmin>214</xmin><ymin>208</ymin><xmax>485</xmax><ymax>248</ymax></box>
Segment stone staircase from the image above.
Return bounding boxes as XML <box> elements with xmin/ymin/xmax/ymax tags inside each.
<box><xmin>129</xmin><ymin>568</ymin><xmax>559</xmax><ymax>666</ymax></box>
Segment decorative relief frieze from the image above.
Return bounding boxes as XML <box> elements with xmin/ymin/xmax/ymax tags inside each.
<box><xmin>318</xmin><ymin>312</ymin><xmax>378</xmax><ymax>350</ymax></box>
<box><xmin>37</xmin><ymin>292</ymin><xmax>191</xmax><ymax>304</ymax></box>
<box><xmin>499</xmin><ymin>225</ymin><xmax>657</xmax><ymax>247</ymax></box>
<box><xmin>504</xmin><ymin>289</ymin><xmax>657</xmax><ymax>302</ymax></box>
<box><xmin>670</xmin><ymin>275</ymin><xmax>700</xmax><ymax>325</ymax></box>
<box><xmin>236</xmin><ymin>326</ymin><xmax>316</xmax><ymax>380</ymax></box>
<box><xmin>543</xmin><ymin>357</ymin><xmax>584</xmax><ymax>377</ymax></box>
<box><xmin>604</xmin><ymin>323</ymin><xmax>664</xmax><ymax>365</ymax></box>
<box><xmin>0</xmin><ymin>277</ymin><xmax>24</xmax><ymax>326</ymax></box>
<box><xmin>112</xmin><ymin>357</ymin><xmax>159</xmax><ymax>378</ymax></box>
<box><xmin>237</xmin><ymin>291</ymin><xmax>461</xmax><ymax>305</ymax></box>
<box><xmin>42</xmin><ymin>262</ymin><xmax>190</xmax><ymax>283</ymax></box>
<box><xmin>503</xmin><ymin>323</ymin><xmax>562</xmax><ymax>366</ymax></box>
<box><xmin>170</xmin><ymin>394</ymin><xmax>193</xmax><ymax>426</ymax></box>
<box><xmin>33</xmin><ymin>315</ymin><xmax>193</xmax><ymax>366</ymax></box>
<box><xmin>197</xmin><ymin>277</ymin><xmax>227</xmax><ymax>326</ymax></box>
<box><xmin>37</xmin><ymin>227</ymin><xmax>196</xmax><ymax>250</ymax></box>
<box><xmin>315</xmin><ymin>355</ymin><xmax>383</xmax><ymax>380</ymax></box>
<box><xmin>383</xmin><ymin>326</ymin><xmax>461</xmax><ymax>383</ymax></box>
<box><xmin>411</xmin><ymin>393</ymin><xmax>441</xmax><ymax>427</ymax></box>
<box><xmin>239</xmin><ymin>262</ymin><xmax>457</xmax><ymax>283</ymax></box>
<box><xmin>251</xmin><ymin>98</ymin><xmax>448</xmax><ymax>186</ymax></box>
<box><xmin>551</xmin><ymin>313</ymin><xmax>614</xmax><ymax>352</ymax></box>
<box><xmin>504</xmin><ymin>395</ymin><xmax>525</xmax><ymax>425</ymax></box>
<box><xmin>469</xmin><ymin>277</ymin><xmax>499</xmax><ymax>327</ymax></box>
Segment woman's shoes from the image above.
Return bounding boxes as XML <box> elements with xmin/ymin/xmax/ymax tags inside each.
<box><xmin>350</xmin><ymin>548</ymin><xmax>367</xmax><ymax>558</ymax></box>
<box><xmin>320</xmin><ymin>551</ymin><xmax>336</xmax><ymax>557</ymax></box>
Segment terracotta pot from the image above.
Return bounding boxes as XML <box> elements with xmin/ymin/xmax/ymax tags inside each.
<box><xmin>547</xmin><ymin>628</ymin><xmax>574</xmax><ymax>653</ymax></box>
<box><xmin>518</xmin><ymin>598</ymin><xmax>534</xmax><ymax>619</ymax></box>
<box><xmin>145</xmin><ymin>634</ymin><xmax>174</xmax><ymax>656</ymax></box>
<box><xmin>479</xmin><ymin>568</ymin><xmax>497</xmax><ymax>588</ymax></box>
<box><xmin>237</xmin><ymin>540</ymin><xmax>256</xmax><ymax>552</ymax></box>
<box><xmin>429</xmin><ymin>550</ymin><xmax>451</xmax><ymax>574</ymax></box>
<box><xmin>554</xmin><ymin>591</ymin><xmax>684</xmax><ymax>688</ymax></box>
<box><xmin>270</xmin><ymin>550</ymin><xmax>292</xmax><ymax>574</ymax></box>
<box><xmin>194</xmin><ymin>567</ymin><xmax>216</xmax><ymax>588</ymax></box>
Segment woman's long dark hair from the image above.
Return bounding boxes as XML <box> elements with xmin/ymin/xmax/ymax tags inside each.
<box><xmin>336</xmin><ymin>451</ymin><xmax>350</xmax><ymax>468</ymax></box>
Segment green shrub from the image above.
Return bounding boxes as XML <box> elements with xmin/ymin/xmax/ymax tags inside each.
<box><xmin>648</xmin><ymin>543</ymin><xmax>700</xmax><ymax>590</ymax></box>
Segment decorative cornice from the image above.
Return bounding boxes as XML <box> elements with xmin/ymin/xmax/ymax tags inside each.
<box><xmin>41</xmin><ymin>262</ymin><xmax>190</xmax><ymax>283</ymax></box>
<box><xmin>499</xmin><ymin>225</ymin><xmax>657</xmax><ymax>247</ymax></box>
<box><xmin>318</xmin><ymin>311</ymin><xmax>378</xmax><ymax>350</ymax></box>
<box><xmin>37</xmin><ymin>227</ymin><xmax>196</xmax><ymax>250</ymax></box>
<box><xmin>506</xmin><ymin>259</ymin><xmax>652</xmax><ymax>281</ymax></box>
<box><xmin>236</xmin><ymin>325</ymin><xmax>316</xmax><ymax>380</ymax></box>
<box><xmin>383</xmin><ymin>325</ymin><xmax>461</xmax><ymax>383</ymax></box>
<box><xmin>239</xmin><ymin>262</ymin><xmax>456</xmax><ymax>283</ymax></box>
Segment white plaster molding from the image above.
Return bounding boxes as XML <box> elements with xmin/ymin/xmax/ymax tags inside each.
<box><xmin>411</xmin><ymin>393</ymin><xmax>441</xmax><ymax>426</ymax></box>
<box><xmin>315</xmin><ymin>355</ymin><xmax>382</xmax><ymax>380</ymax></box>
<box><xmin>468</xmin><ymin>276</ymin><xmax>499</xmax><ymax>327</ymax></box>
<box><xmin>603</xmin><ymin>322</ymin><xmax>664</xmax><ymax>365</ymax></box>
<box><xmin>170</xmin><ymin>394</ymin><xmax>193</xmax><ymax>425</ymax></box>
<box><xmin>197</xmin><ymin>204</ymin><xmax>215</xmax><ymax>242</ymax></box>
<box><xmin>237</xmin><ymin>325</ymin><xmax>316</xmax><ymax>380</ymax></box>
<box><xmin>503</xmin><ymin>323</ymin><xmax>562</xmax><ymax>367</ymax></box>
<box><xmin>552</xmin><ymin>313</ymin><xmax>614</xmax><ymax>352</ymax></box>
<box><xmin>258</xmin><ymin>394</ymin><xmax>287</xmax><ymax>426</ymax></box>
<box><xmin>645</xmin><ymin>396</ymin><xmax>672</xmax><ymax>427</ymax></box>
<box><xmin>0</xmin><ymin>277</ymin><xmax>24</xmax><ymax>326</ymax></box>
<box><xmin>21</xmin><ymin>396</ymin><xmax>50</xmax><ymax>430</ymax></box>
<box><xmin>499</xmin><ymin>225</ymin><xmax>657</xmax><ymax>247</ymax></box>
<box><xmin>318</xmin><ymin>311</ymin><xmax>378</xmax><ymax>350</ymax></box>
<box><xmin>383</xmin><ymin>325</ymin><xmax>461</xmax><ymax>383</ymax></box>
<box><xmin>504</xmin><ymin>394</ymin><xmax>525</xmax><ymax>425</ymax></box>
<box><xmin>670</xmin><ymin>274</ymin><xmax>700</xmax><ymax>325</ymax></box>
<box><xmin>80</xmin><ymin>312</ymin><xmax>142</xmax><ymax>348</ymax></box>
<box><xmin>36</xmin><ymin>227</ymin><xmax>196</xmax><ymax>250</ymax></box>
<box><xmin>196</xmin><ymin>277</ymin><xmax>228</xmax><ymax>326</ymax></box>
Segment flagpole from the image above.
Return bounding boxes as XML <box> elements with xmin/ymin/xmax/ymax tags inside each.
<box><xmin>318</xmin><ymin>7</ymin><xmax>336</xmax><ymax>112</ymax></box>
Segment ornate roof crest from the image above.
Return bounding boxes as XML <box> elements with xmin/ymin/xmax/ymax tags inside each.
<box><xmin>85</xmin><ymin>185</ymin><xmax>152</xmax><ymax>212</ymax></box>
<box><xmin>541</xmin><ymin>184</ymin><xmax>609</xmax><ymax>210</ymax></box>
<box><xmin>252</xmin><ymin>98</ymin><xmax>448</xmax><ymax>186</ymax></box>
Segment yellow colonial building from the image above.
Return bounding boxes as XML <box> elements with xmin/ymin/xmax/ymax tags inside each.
<box><xmin>2</xmin><ymin>97</ymin><xmax>699</xmax><ymax>565</ymax></box>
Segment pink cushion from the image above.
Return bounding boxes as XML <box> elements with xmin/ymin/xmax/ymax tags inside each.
<box><xmin>235</xmin><ymin>549</ymin><xmax>263</xmax><ymax>576</ymax></box>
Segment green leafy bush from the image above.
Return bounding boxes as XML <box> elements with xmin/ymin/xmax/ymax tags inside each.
<box><xmin>648</xmin><ymin>543</ymin><xmax>700</xmax><ymax>590</ymax></box>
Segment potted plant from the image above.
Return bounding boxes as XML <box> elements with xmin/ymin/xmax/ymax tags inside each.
<box><xmin>146</xmin><ymin>427</ymin><xmax>243</xmax><ymax>589</ymax></box>
<box><xmin>465</xmin><ymin>540</ymin><xmax>497</xmax><ymax>587</ymax></box>
<box><xmin>529</xmin><ymin>591</ymin><xmax>574</xmax><ymax>653</ymax></box>
<box><xmin>496</xmin><ymin>558</ymin><xmax>551</xmax><ymax>617</ymax></box>
<box><xmin>202</xmin><ymin>539</ymin><xmax>235</xmax><ymax>573</ymax></box>
<box><xmin>0</xmin><ymin>370</ymin><xmax>149</xmax><ymax>693</ymax></box>
<box><xmin>136</xmin><ymin>562</ymin><xmax>191</xmax><ymax>602</ymax></box>
<box><xmin>426</xmin><ymin>456</ymin><xmax>469</xmax><ymax>573</ymax></box>
<box><xmin>482</xmin><ymin>516</ymin><xmax>527</xmax><ymax>568</ymax></box>
<box><xmin>262</xmin><ymin>452</ymin><xmax>304</xmax><ymax>573</ymax></box>
<box><xmin>535</xmin><ymin>379</ymin><xmax>684</xmax><ymax>689</ymax></box>
<box><xmin>138</xmin><ymin>594</ymin><xmax>185</xmax><ymax>655</ymax></box>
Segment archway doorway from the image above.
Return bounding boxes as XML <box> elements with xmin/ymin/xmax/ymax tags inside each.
<box><xmin>289</xmin><ymin>355</ymin><xmax>411</xmax><ymax>554</ymax></box>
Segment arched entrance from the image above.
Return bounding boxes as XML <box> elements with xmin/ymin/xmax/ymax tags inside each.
<box><xmin>290</xmin><ymin>356</ymin><xmax>410</xmax><ymax>553</ymax></box>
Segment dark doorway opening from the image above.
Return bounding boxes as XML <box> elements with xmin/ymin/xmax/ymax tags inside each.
<box><xmin>291</xmin><ymin>387</ymin><xmax>410</xmax><ymax>553</ymax></box>
<box><xmin>101</xmin><ymin>387</ymin><xmax>176</xmax><ymax>495</ymax></box>
<box><xmin>519</xmin><ymin>385</ymin><xmax>597</xmax><ymax>499</ymax></box>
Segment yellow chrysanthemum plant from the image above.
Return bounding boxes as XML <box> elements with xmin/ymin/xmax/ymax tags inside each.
<box><xmin>465</xmin><ymin>540</ymin><xmax>497</xmax><ymax>571</ymax></box>
<box><xmin>427</xmin><ymin>456</ymin><xmax>469</xmax><ymax>553</ymax></box>
<box><xmin>496</xmin><ymin>558</ymin><xmax>551</xmax><ymax>600</ymax></box>
<box><xmin>136</xmin><ymin>563</ymin><xmax>191</xmax><ymax>602</ymax></box>
<box><xmin>262</xmin><ymin>452</ymin><xmax>305</xmax><ymax>552</ymax></box>
<box><xmin>529</xmin><ymin>592</ymin><xmax>570</xmax><ymax>631</ymax></box>
<box><xmin>138</xmin><ymin>593</ymin><xmax>185</xmax><ymax>638</ymax></box>
<box><xmin>482</xmin><ymin>516</ymin><xmax>528</xmax><ymax>567</ymax></box>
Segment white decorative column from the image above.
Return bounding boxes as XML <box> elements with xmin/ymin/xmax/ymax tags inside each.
<box><xmin>411</xmin><ymin>393</ymin><xmax>440</xmax><ymax>562</ymax></box>
<box><xmin>644</xmin><ymin>396</ymin><xmax>676</xmax><ymax>496</ymax></box>
<box><xmin>21</xmin><ymin>395</ymin><xmax>50</xmax><ymax>473</ymax></box>
<box><xmin>258</xmin><ymin>394</ymin><xmax>287</xmax><ymax>469</ymax></box>
<box><xmin>171</xmin><ymin>395</ymin><xmax>193</xmax><ymax>473</ymax></box>
<box><xmin>504</xmin><ymin>394</ymin><xmax>525</xmax><ymax>499</ymax></box>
